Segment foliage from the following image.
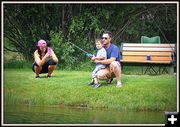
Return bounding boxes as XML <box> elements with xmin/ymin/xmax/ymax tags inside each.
<box><xmin>4</xmin><ymin>59</ymin><xmax>31</xmax><ymax>69</ymax></box>
<box><xmin>49</xmin><ymin>31</ymin><xmax>76</xmax><ymax>69</ymax></box>
<box><xmin>4</xmin><ymin>50</ymin><xmax>31</xmax><ymax>69</ymax></box>
<box><xmin>3</xmin><ymin>3</ymin><xmax>177</xmax><ymax>68</ymax></box>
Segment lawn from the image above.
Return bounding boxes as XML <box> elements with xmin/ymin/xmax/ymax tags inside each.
<box><xmin>3</xmin><ymin>69</ymin><xmax>177</xmax><ymax>111</ymax></box>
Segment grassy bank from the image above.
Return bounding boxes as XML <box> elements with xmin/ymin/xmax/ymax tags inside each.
<box><xmin>3</xmin><ymin>69</ymin><xmax>177</xmax><ymax>111</ymax></box>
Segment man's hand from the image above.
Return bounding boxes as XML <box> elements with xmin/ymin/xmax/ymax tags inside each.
<box><xmin>94</xmin><ymin>59</ymin><xmax>100</xmax><ymax>64</ymax></box>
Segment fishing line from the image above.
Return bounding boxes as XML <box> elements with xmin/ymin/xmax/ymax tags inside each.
<box><xmin>67</xmin><ymin>41</ymin><xmax>93</xmax><ymax>57</ymax></box>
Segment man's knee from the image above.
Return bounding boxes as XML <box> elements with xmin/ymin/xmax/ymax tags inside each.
<box><xmin>96</xmin><ymin>68</ymin><xmax>111</xmax><ymax>80</ymax></box>
<box><xmin>110</xmin><ymin>61</ymin><xmax>121</xmax><ymax>69</ymax></box>
<box><xmin>109</xmin><ymin>61</ymin><xmax>121</xmax><ymax>75</ymax></box>
<box><xmin>96</xmin><ymin>73</ymin><xmax>106</xmax><ymax>80</ymax></box>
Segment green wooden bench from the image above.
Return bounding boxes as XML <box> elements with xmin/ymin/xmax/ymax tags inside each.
<box><xmin>120</xmin><ymin>43</ymin><xmax>176</xmax><ymax>74</ymax></box>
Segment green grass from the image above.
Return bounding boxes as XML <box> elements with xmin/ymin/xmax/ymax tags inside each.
<box><xmin>3</xmin><ymin>69</ymin><xmax>177</xmax><ymax>111</ymax></box>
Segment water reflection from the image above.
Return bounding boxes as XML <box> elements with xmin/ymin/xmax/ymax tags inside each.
<box><xmin>4</xmin><ymin>105</ymin><xmax>165</xmax><ymax>124</ymax></box>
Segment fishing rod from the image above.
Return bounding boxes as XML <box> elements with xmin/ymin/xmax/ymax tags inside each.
<box><xmin>67</xmin><ymin>41</ymin><xmax>93</xmax><ymax>58</ymax></box>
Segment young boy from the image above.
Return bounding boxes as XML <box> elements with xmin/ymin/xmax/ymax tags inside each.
<box><xmin>88</xmin><ymin>38</ymin><xmax>107</xmax><ymax>88</ymax></box>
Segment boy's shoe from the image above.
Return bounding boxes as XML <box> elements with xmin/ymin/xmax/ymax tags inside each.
<box><xmin>93</xmin><ymin>83</ymin><xmax>101</xmax><ymax>88</ymax></box>
<box><xmin>106</xmin><ymin>78</ymin><xmax>113</xmax><ymax>84</ymax></box>
<box><xmin>87</xmin><ymin>82</ymin><xmax>94</xmax><ymax>86</ymax></box>
<box><xmin>116</xmin><ymin>82</ymin><xmax>123</xmax><ymax>88</ymax></box>
<box><xmin>35</xmin><ymin>75</ymin><xmax>40</xmax><ymax>78</ymax></box>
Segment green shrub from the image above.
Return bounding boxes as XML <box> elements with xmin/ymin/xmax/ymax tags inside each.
<box><xmin>4</xmin><ymin>59</ymin><xmax>32</xmax><ymax>69</ymax></box>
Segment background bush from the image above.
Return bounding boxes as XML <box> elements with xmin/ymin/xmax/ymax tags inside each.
<box><xmin>3</xmin><ymin>3</ymin><xmax>177</xmax><ymax>69</ymax></box>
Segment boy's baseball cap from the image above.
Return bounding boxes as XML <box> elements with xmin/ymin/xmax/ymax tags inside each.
<box><xmin>37</xmin><ymin>40</ymin><xmax>47</xmax><ymax>47</ymax></box>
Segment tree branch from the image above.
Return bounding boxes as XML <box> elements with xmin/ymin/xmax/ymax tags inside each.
<box><xmin>4</xmin><ymin>46</ymin><xmax>18</xmax><ymax>52</ymax></box>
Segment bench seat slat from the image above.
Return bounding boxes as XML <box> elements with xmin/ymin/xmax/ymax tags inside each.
<box><xmin>122</xmin><ymin>43</ymin><xmax>175</xmax><ymax>48</ymax></box>
<box><xmin>122</xmin><ymin>47</ymin><xmax>174</xmax><ymax>52</ymax></box>
<box><xmin>122</xmin><ymin>51</ymin><xmax>172</xmax><ymax>56</ymax></box>
<box><xmin>120</xmin><ymin>60</ymin><xmax>172</xmax><ymax>64</ymax></box>
<box><xmin>122</xmin><ymin>56</ymin><xmax>172</xmax><ymax>61</ymax></box>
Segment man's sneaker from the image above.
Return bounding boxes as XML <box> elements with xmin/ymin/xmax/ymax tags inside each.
<box><xmin>93</xmin><ymin>83</ymin><xmax>101</xmax><ymax>88</ymax></box>
<box><xmin>106</xmin><ymin>78</ymin><xmax>113</xmax><ymax>84</ymax></box>
<box><xmin>47</xmin><ymin>75</ymin><xmax>51</xmax><ymax>78</ymax></box>
<box><xmin>116</xmin><ymin>82</ymin><xmax>123</xmax><ymax>88</ymax></box>
<box><xmin>35</xmin><ymin>75</ymin><xmax>40</xmax><ymax>78</ymax></box>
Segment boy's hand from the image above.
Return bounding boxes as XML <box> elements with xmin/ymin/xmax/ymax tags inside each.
<box><xmin>86</xmin><ymin>53</ymin><xmax>93</xmax><ymax>58</ymax></box>
<box><xmin>91</xmin><ymin>56</ymin><xmax>96</xmax><ymax>60</ymax></box>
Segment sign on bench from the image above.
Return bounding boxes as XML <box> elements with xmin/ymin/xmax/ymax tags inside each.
<box><xmin>120</xmin><ymin>43</ymin><xmax>176</xmax><ymax>74</ymax></box>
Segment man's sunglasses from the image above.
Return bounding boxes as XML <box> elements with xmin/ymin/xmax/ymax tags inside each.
<box><xmin>102</xmin><ymin>37</ymin><xmax>108</xmax><ymax>40</ymax></box>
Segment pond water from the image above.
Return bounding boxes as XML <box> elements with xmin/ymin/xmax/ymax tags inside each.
<box><xmin>3</xmin><ymin>105</ymin><xmax>165</xmax><ymax>125</ymax></box>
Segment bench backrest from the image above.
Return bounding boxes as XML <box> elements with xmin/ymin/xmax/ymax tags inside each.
<box><xmin>121</xmin><ymin>43</ymin><xmax>176</xmax><ymax>64</ymax></box>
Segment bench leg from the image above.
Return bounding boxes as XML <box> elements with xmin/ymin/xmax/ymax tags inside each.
<box><xmin>144</xmin><ymin>65</ymin><xmax>158</xmax><ymax>75</ymax></box>
<box><xmin>144</xmin><ymin>66</ymin><xmax>153</xmax><ymax>74</ymax></box>
<box><xmin>144</xmin><ymin>66</ymin><xmax>149</xmax><ymax>74</ymax></box>
<box><xmin>151</xmin><ymin>66</ymin><xmax>158</xmax><ymax>74</ymax></box>
<box><xmin>161</xmin><ymin>66</ymin><xmax>168</xmax><ymax>74</ymax></box>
